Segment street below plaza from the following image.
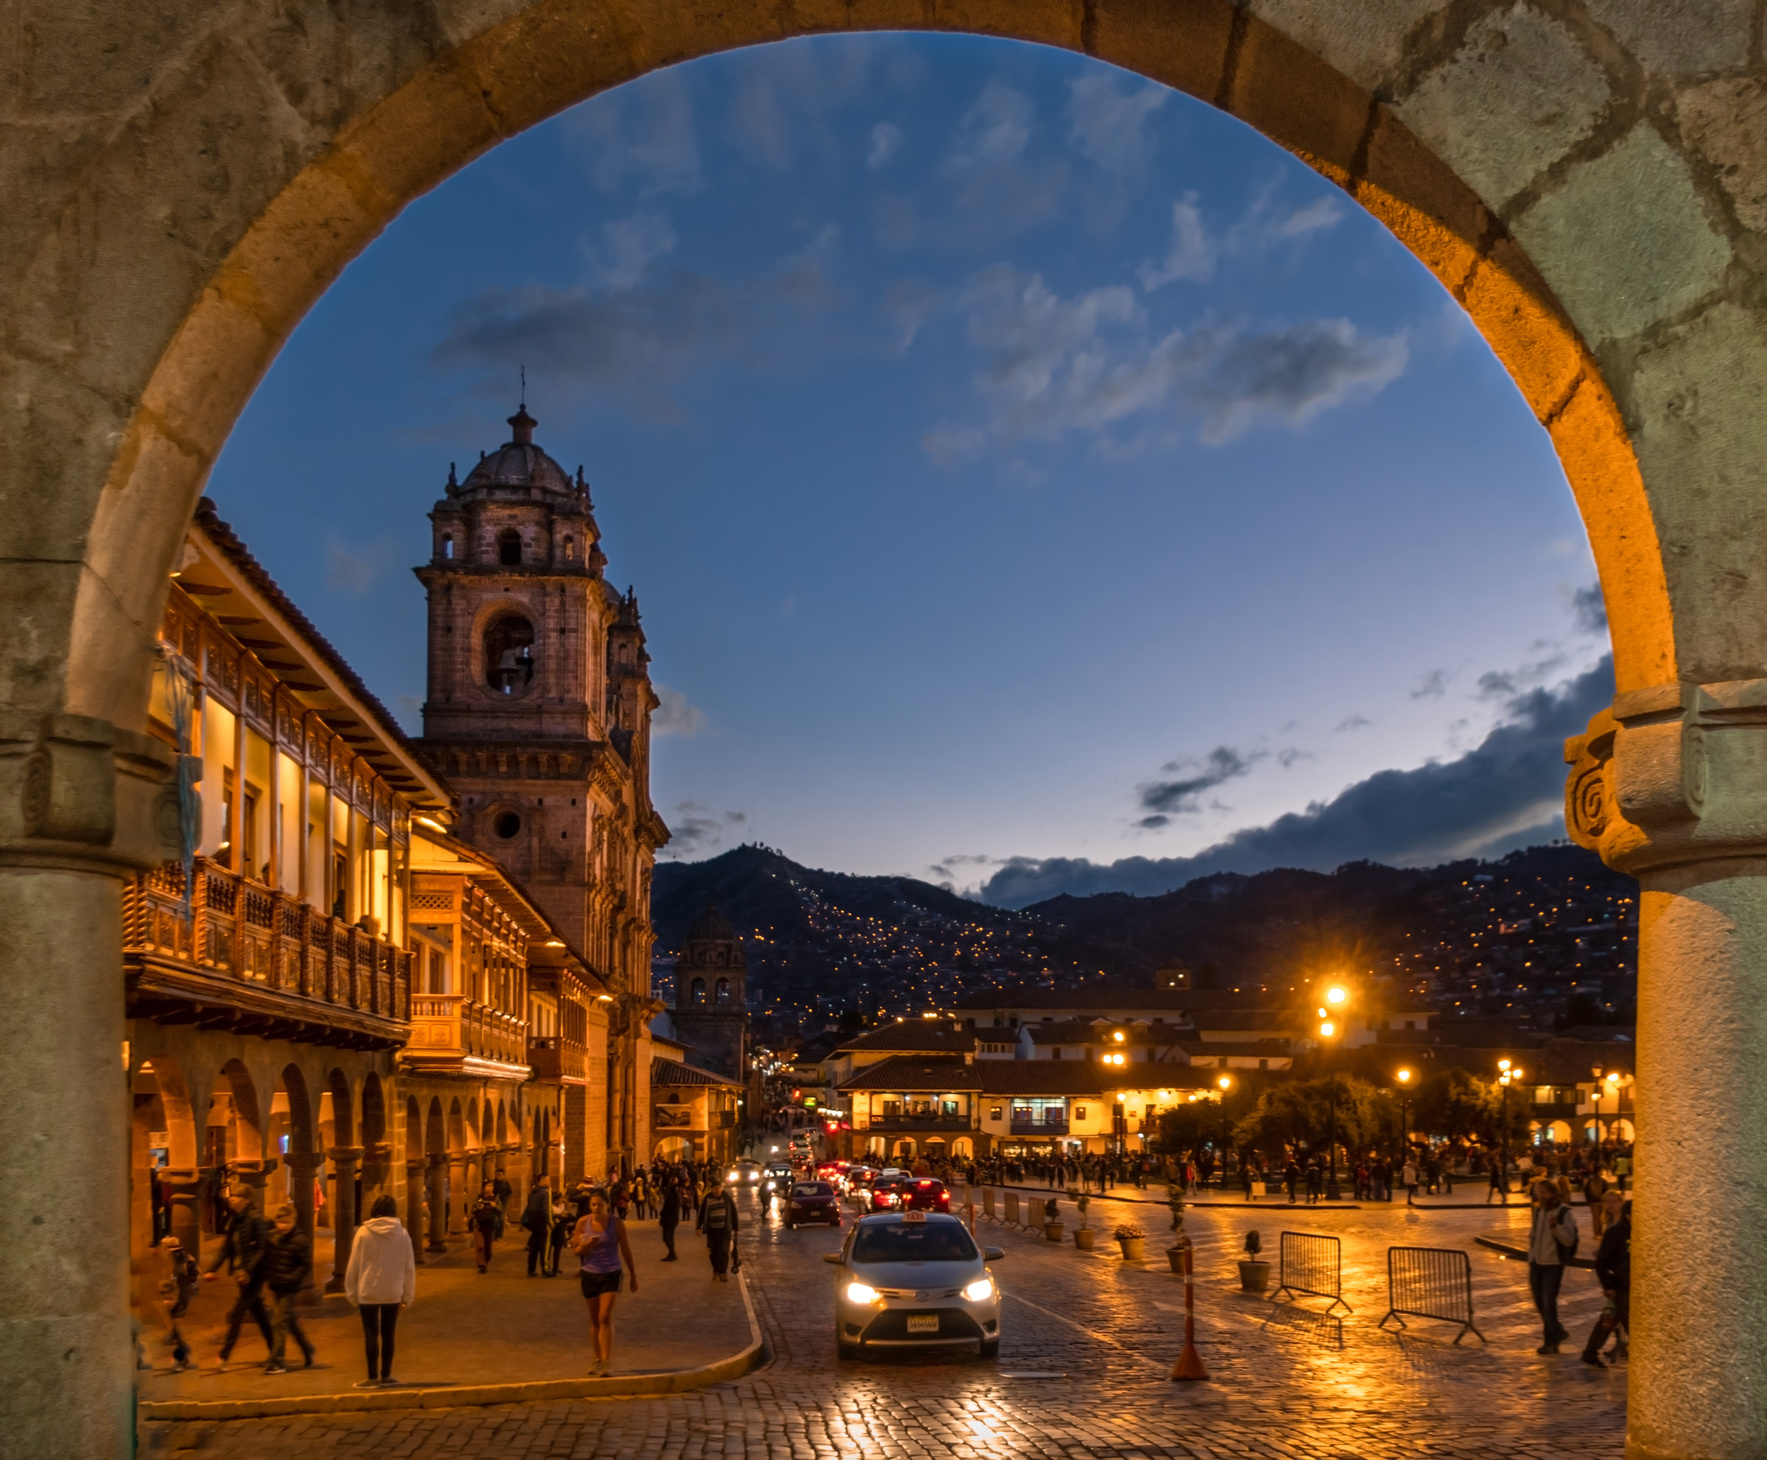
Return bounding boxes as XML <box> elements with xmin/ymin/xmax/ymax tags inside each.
<box><xmin>144</xmin><ymin>1183</ymin><xmax>1626</xmax><ymax>1459</ymax></box>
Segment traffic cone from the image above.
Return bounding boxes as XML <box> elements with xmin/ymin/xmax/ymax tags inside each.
<box><xmin>1169</xmin><ymin>1235</ymin><xmax>1210</xmax><ymax>1382</ymax></box>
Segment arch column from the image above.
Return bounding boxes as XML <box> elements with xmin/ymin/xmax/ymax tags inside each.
<box><xmin>404</xmin><ymin>1158</ymin><xmax>426</xmax><ymax>1265</ymax></box>
<box><xmin>157</xmin><ymin>1169</ymin><xmax>204</xmax><ymax>1263</ymax></box>
<box><xmin>425</xmin><ymin>1155</ymin><xmax>448</xmax><ymax>1254</ymax></box>
<box><xmin>323</xmin><ymin>1147</ymin><xmax>361</xmax><ymax>1293</ymax></box>
<box><xmin>1567</xmin><ymin>687</ymin><xmax>1767</xmax><ymax>1460</ymax></box>
<box><xmin>446</xmin><ymin>1153</ymin><xmax>467</xmax><ymax>1234</ymax></box>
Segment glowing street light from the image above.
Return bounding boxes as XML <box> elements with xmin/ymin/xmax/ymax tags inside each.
<box><xmin>1317</xmin><ymin>983</ymin><xmax>1352</xmax><ymax>1201</ymax></box>
<box><xmin>1395</xmin><ymin>1068</ymin><xmax>1413</xmax><ymax>1158</ymax></box>
<box><xmin>1216</xmin><ymin>1074</ymin><xmax>1234</xmax><ymax>1184</ymax></box>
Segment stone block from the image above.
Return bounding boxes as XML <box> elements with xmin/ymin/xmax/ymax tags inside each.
<box><xmin>1513</xmin><ymin>122</ymin><xmax>1731</xmax><ymax>343</ymax></box>
<box><xmin>1583</xmin><ymin>0</ymin><xmax>1752</xmax><ymax>76</ymax></box>
<box><xmin>1226</xmin><ymin>10</ymin><xmax>1374</xmax><ymax>178</ymax></box>
<box><xmin>1676</xmin><ymin>77</ymin><xmax>1767</xmax><ymax>234</ymax></box>
<box><xmin>1246</xmin><ymin>0</ymin><xmax>1445</xmax><ymax>94</ymax></box>
<box><xmin>1091</xmin><ymin>0</ymin><xmax>1235</xmax><ymax>105</ymax></box>
<box><xmin>1628</xmin><ymin>302</ymin><xmax>1767</xmax><ymax>683</ymax></box>
<box><xmin>1395</xmin><ymin>3</ymin><xmax>1608</xmax><ymax>212</ymax></box>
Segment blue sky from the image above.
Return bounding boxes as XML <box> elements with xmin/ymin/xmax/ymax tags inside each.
<box><xmin>209</xmin><ymin>33</ymin><xmax>1610</xmax><ymax>901</ymax></box>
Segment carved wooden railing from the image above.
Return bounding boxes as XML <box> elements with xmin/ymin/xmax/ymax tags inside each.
<box><xmin>408</xmin><ymin>992</ymin><xmax>528</xmax><ymax>1068</ymax></box>
<box><xmin>528</xmin><ymin>1035</ymin><xmax>587</xmax><ymax>1082</ymax></box>
<box><xmin>124</xmin><ymin>858</ymin><xmax>410</xmax><ymax>1024</ymax></box>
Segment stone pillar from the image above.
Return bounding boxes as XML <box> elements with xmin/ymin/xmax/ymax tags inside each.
<box><xmin>1565</xmin><ymin>685</ymin><xmax>1767</xmax><ymax>1460</ymax></box>
<box><xmin>158</xmin><ymin>1169</ymin><xmax>204</xmax><ymax>1259</ymax></box>
<box><xmin>446</xmin><ymin>1153</ymin><xmax>467</xmax><ymax>1233</ymax></box>
<box><xmin>282</xmin><ymin>1149</ymin><xmax>324</xmax><ymax>1305</ymax></box>
<box><xmin>323</xmin><ymin>1147</ymin><xmax>361</xmax><ymax>1293</ymax></box>
<box><xmin>405</xmin><ymin>1158</ymin><xmax>426</xmax><ymax>1265</ymax></box>
<box><xmin>0</xmin><ymin>714</ymin><xmax>175</xmax><ymax>1460</ymax></box>
<box><xmin>425</xmin><ymin>1155</ymin><xmax>448</xmax><ymax>1253</ymax></box>
<box><xmin>228</xmin><ymin>1157</ymin><xmax>273</xmax><ymax>1212</ymax></box>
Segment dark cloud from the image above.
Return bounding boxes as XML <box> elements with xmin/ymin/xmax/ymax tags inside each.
<box><xmin>1410</xmin><ymin>669</ymin><xmax>1449</xmax><ymax>699</ymax></box>
<box><xmin>1571</xmin><ymin>583</ymin><xmax>1608</xmax><ymax>635</ymax></box>
<box><xmin>1335</xmin><ymin>713</ymin><xmax>1371</xmax><ymax>732</ymax></box>
<box><xmin>980</xmin><ymin>656</ymin><xmax>1614</xmax><ymax>908</ymax></box>
<box><xmin>1138</xmin><ymin>746</ymin><xmax>1257</xmax><ymax>817</ymax></box>
<box><xmin>661</xmin><ymin>802</ymin><xmax>747</xmax><ymax>860</ymax></box>
<box><xmin>1190</xmin><ymin>319</ymin><xmax>1406</xmax><ymax>443</ymax></box>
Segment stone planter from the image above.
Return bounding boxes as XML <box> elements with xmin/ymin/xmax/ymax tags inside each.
<box><xmin>1118</xmin><ymin>1237</ymin><xmax>1146</xmax><ymax>1262</ymax></box>
<box><xmin>1045</xmin><ymin>1222</ymin><xmax>1064</xmax><ymax>1242</ymax></box>
<box><xmin>1166</xmin><ymin>1246</ymin><xmax>1186</xmax><ymax>1274</ymax></box>
<box><xmin>1074</xmin><ymin>1228</ymin><xmax>1095</xmax><ymax>1251</ymax></box>
<box><xmin>1238</xmin><ymin>1259</ymin><xmax>1271</xmax><ymax>1293</ymax></box>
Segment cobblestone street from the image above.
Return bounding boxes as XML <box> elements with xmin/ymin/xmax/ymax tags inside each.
<box><xmin>143</xmin><ymin>1187</ymin><xmax>1626</xmax><ymax>1459</ymax></box>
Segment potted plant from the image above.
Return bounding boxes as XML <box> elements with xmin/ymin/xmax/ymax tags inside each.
<box><xmin>1238</xmin><ymin>1230</ymin><xmax>1270</xmax><ymax>1292</ymax></box>
<box><xmin>1043</xmin><ymin>1196</ymin><xmax>1063</xmax><ymax>1242</ymax></box>
<box><xmin>1114</xmin><ymin>1222</ymin><xmax>1146</xmax><ymax>1262</ymax></box>
<box><xmin>1073</xmin><ymin>1192</ymin><xmax>1094</xmax><ymax>1250</ymax></box>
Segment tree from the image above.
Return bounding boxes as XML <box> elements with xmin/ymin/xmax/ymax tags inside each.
<box><xmin>1233</xmin><ymin>1076</ymin><xmax>1399</xmax><ymax>1163</ymax></box>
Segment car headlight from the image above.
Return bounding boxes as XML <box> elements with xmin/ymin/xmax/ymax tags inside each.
<box><xmin>846</xmin><ymin>1282</ymin><xmax>881</xmax><ymax>1304</ymax></box>
<box><xmin>962</xmin><ymin>1278</ymin><xmax>995</xmax><ymax>1302</ymax></box>
<box><xmin>749</xmin><ymin>1172</ymin><xmax>760</xmax><ymax>1182</ymax></box>
<box><xmin>726</xmin><ymin>1173</ymin><xmax>738</xmax><ymax>1183</ymax></box>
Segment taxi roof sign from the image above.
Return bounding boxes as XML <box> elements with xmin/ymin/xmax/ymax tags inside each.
<box><xmin>902</xmin><ymin>1209</ymin><xmax>928</xmax><ymax>1223</ymax></box>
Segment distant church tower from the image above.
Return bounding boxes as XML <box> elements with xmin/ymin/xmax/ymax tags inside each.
<box><xmin>672</xmin><ymin>904</ymin><xmax>749</xmax><ymax>1080</ymax></box>
<box><xmin>414</xmin><ymin>403</ymin><xmax>670</xmax><ymax>1166</ymax></box>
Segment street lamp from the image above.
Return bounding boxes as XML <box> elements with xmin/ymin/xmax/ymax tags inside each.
<box><xmin>1395</xmin><ymin>1068</ymin><xmax>1412</xmax><ymax>1161</ymax></box>
<box><xmin>1497</xmin><ymin>1058</ymin><xmax>1522</xmax><ymax>1199</ymax></box>
<box><xmin>1319</xmin><ymin>984</ymin><xmax>1349</xmax><ymax>1201</ymax></box>
<box><xmin>1217</xmin><ymin>1074</ymin><xmax>1233</xmax><ymax>1186</ymax></box>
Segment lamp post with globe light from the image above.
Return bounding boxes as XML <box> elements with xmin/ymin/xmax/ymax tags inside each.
<box><xmin>1216</xmin><ymin>1074</ymin><xmax>1233</xmax><ymax>1188</ymax></box>
<box><xmin>1395</xmin><ymin>1068</ymin><xmax>1413</xmax><ymax>1163</ymax></box>
<box><xmin>1319</xmin><ymin>985</ymin><xmax>1349</xmax><ymax>1200</ymax></box>
<box><xmin>1497</xmin><ymin>1058</ymin><xmax>1522</xmax><ymax>1199</ymax></box>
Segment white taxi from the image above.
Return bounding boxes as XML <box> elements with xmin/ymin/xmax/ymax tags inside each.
<box><xmin>825</xmin><ymin>1210</ymin><xmax>1004</xmax><ymax>1360</ymax></box>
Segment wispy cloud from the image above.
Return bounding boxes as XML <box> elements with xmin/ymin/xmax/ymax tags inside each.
<box><xmin>565</xmin><ymin>69</ymin><xmax>701</xmax><ymax>195</ymax></box>
<box><xmin>924</xmin><ymin>266</ymin><xmax>1407</xmax><ymax>455</ymax></box>
<box><xmin>653</xmin><ymin>685</ymin><xmax>708</xmax><ymax>737</ymax></box>
<box><xmin>1139</xmin><ymin>187</ymin><xmax>1346</xmax><ymax>292</ymax></box>
<box><xmin>325</xmin><ymin>537</ymin><xmax>379</xmax><ymax>594</ymax></box>
<box><xmin>1411</xmin><ymin>669</ymin><xmax>1450</xmax><ymax>699</ymax></box>
<box><xmin>1066</xmin><ymin>72</ymin><xmax>1167</xmax><ymax>174</ymax></box>
<box><xmin>582</xmin><ymin>210</ymin><xmax>677</xmax><ymax>291</ymax></box>
<box><xmin>1136</xmin><ymin>195</ymin><xmax>1214</xmax><ymax>287</ymax></box>
<box><xmin>1135</xmin><ymin>745</ymin><xmax>1260</xmax><ymax>828</ymax></box>
<box><xmin>663</xmin><ymin>802</ymin><xmax>747</xmax><ymax>858</ymax></box>
<box><xmin>948</xmin><ymin>82</ymin><xmax>1033</xmax><ymax>168</ymax></box>
<box><xmin>868</xmin><ymin>121</ymin><xmax>903</xmax><ymax>169</ymax></box>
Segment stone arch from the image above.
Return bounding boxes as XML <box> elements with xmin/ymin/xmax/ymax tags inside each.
<box><xmin>446</xmin><ymin>1097</ymin><xmax>466</xmax><ymax>1154</ymax></box>
<box><xmin>14</xmin><ymin>7</ymin><xmax>1767</xmax><ymax>1457</ymax></box>
<box><xmin>362</xmin><ymin>1075</ymin><xmax>387</xmax><ymax>1149</ymax></box>
<box><xmin>129</xmin><ymin>1055</ymin><xmax>200</xmax><ymax>1289</ymax></box>
<box><xmin>209</xmin><ymin>1059</ymin><xmax>264</xmax><ymax>1170</ymax></box>
<box><xmin>465</xmin><ymin>1096</ymin><xmax>483</xmax><ymax>1153</ymax></box>
<box><xmin>324</xmin><ymin>1068</ymin><xmax>355</xmax><ymax>1149</ymax></box>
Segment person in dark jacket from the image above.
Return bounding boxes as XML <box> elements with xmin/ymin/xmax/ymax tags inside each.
<box><xmin>262</xmin><ymin>1203</ymin><xmax>316</xmax><ymax>1373</ymax></box>
<box><xmin>1581</xmin><ymin>1197</ymin><xmax>1632</xmax><ymax>1366</ymax></box>
<box><xmin>696</xmin><ymin>1176</ymin><xmax>739</xmax><ymax>1281</ymax></box>
<box><xmin>202</xmin><ymin>1188</ymin><xmax>274</xmax><ymax>1371</ymax></box>
<box><xmin>471</xmin><ymin>1181</ymin><xmax>504</xmax><ymax>1273</ymax></box>
<box><xmin>659</xmin><ymin>1178</ymin><xmax>682</xmax><ymax>1261</ymax></box>
<box><xmin>521</xmin><ymin>1175</ymin><xmax>553</xmax><ymax>1277</ymax></box>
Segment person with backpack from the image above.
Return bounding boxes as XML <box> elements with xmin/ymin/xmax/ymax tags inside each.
<box><xmin>1528</xmin><ymin>1178</ymin><xmax>1579</xmax><ymax>1353</ymax></box>
<box><xmin>521</xmin><ymin>1175</ymin><xmax>552</xmax><ymax>1277</ymax></box>
<box><xmin>1582</xmin><ymin>1196</ymin><xmax>1632</xmax><ymax>1366</ymax></box>
<box><xmin>262</xmin><ymin>1202</ymin><xmax>316</xmax><ymax>1373</ymax></box>
<box><xmin>201</xmin><ymin>1187</ymin><xmax>274</xmax><ymax>1371</ymax></box>
<box><xmin>696</xmin><ymin>1173</ymin><xmax>740</xmax><ymax>1281</ymax></box>
<box><xmin>470</xmin><ymin>1180</ymin><xmax>504</xmax><ymax>1273</ymax></box>
<box><xmin>154</xmin><ymin>1236</ymin><xmax>200</xmax><ymax>1372</ymax></box>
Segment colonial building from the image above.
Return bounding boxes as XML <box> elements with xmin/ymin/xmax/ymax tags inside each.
<box><xmin>649</xmin><ymin>1021</ymin><xmax>744</xmax><ymax>1166</ymax></box>
<box><xmin>414</xmin><ymin>404</ymin><xmax>669</xmax><ymax>1174</ymax></box>
<box><xmin>127</xmin><ymin>501</ymin><xmax>448</xmax><ymax>1304</ymax></box>
<box><xmin>670</xmin><ymin>903</ymin><xmax>751</xmax><ymax>1081</ymax></box>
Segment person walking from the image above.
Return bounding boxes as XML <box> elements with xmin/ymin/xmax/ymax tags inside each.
<box><xmin>1283</xmin><ymin>1159</ymin><xmax>1300</xmax><ymax>1205</ymax></box>
<box><xmin>522</xmin><ymin>1175</ymin><xmax>552</xmax><ymax>1277</ymax></box>
<box><xmin>548</xmin><ymin>1189</ymin><xmax>572</xmax><ymax>1277</ymax></box>
<box><xmin>1581</xmin><ymin>1197</ymin><xmax>1632</xmax><ymax>1366</ymax></box>
<box><xmin>153</xmin><ymin>1236</ymin><xmax>200</xmax><ymax>1373</ymax></box>
<box><xmin>573</xmin><ymin>1188</ymin><xmax>639</xmax><ymax>1376</ymax></box>
<box><xmin>659</xmin><ymin>1177</ymin><xmax>682</xmax><ymax>1261</ymax></box>
<box><xmin>1487</xmin><ymin>1153</ymin><xmax>1509</xmax><ymax>1205</ymax></box>
<box><xmin>343</xmin><ymin>1194</ymin><xmax>417</xmax><ymax>1388</ymax></box>
<box><xmin>697</xmin><ymin>1172</ymin><xmax>739</xmax><ymax>1281</ymax></box>
<box><xmin>1527</xmin><ymin>1179</ymin><xmax>1578</xmax><ymax>1354</ymax></box>
<box><xmin>470</xmin><ymin>1180</ymin><xmax>504</xmax><ymax>1273</ymax></box>
<box><xmin>1583</xmin><ymin>1166</ymin><xmax>1612</xmax><ymax>1239</ymax></box>
<box><xmin>261</xmin><ymin>1203</ymin><xmax>316</xmax><ymax>1373</ymax></box>
<box><xmin>202</xmin><ymin>1187</ymin><xmax>274</xmax><ymax>1372</ymax></box>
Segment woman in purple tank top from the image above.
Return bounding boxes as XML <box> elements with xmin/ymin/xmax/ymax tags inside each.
<box><xmin>571</xmin><ymin>1189</ymin><xmax>637</xmax><ymax>1375</ymax></box>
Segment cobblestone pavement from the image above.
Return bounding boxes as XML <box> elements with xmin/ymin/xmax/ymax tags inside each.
<box><xmin>143</xmin><ymin>1186</ymin><xmax>1626</xmax><ymax>1459</ymax></box>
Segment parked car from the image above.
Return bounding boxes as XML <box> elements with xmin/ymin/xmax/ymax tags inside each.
<box><xmin>786</xmin><ymin>1179</ymin><xmax>843</xmax><ymax>1228</ymax></box>
<box><xmin>825</xmin><ymin>1211</ymin><xmax>1004</xmax><ymax>1360</ymax></box>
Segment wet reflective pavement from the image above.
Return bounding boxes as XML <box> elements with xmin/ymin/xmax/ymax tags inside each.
<box><xmin>143</xmin><ymin>1187</ymin><xmax>1626</xmax><ymax>1458</ymax></box>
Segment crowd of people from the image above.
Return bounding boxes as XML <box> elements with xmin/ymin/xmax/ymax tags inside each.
<box><xmin>147</xmin><ymin>1156</ymin><xmax>753</xmax><ymax>1387</ymax></box>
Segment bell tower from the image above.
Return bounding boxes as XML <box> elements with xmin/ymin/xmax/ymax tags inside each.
<box><xmin>414</xmin><ymin>404</ymin><xmax>668</xmax><ymax>979</ymax></box>
<box><xmin>672</xmin><ymin>903</ymin><xmax>749</xmax><ymax>1080</ymax></box>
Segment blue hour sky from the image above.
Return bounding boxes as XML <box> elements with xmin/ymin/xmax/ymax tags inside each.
<box><xmin>209</xmin><ymin>33</ymin><xmax>1611</xmax><ymax>905</ymax></box>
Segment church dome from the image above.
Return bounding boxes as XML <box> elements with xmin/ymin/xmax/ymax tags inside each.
<box><xmin>460</xmin><ymin>406</ymin><xmax>573</xmax><ymax>494</ymax></box>
<box><xmin>687</xmin><ymin>902</ymin><xmax>738</xmax><ymax>944</ymax></box>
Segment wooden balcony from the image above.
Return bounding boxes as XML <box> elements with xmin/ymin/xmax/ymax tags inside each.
<box><xmin>124</xmin><ymin>859</ymin><xmax>410</xmax><ymax>1049</ymax></box>
<box><xmin>528</xmin><ymin>1035</ymin><xmax>588</xmax><ymax>1084</ymax></box>
<box><xmin>403</xmin><ymin>993</ymin><xmax>530</xmax><ymax>1078</ymax></box>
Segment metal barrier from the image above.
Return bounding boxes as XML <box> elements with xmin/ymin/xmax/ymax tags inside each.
<box><xmin>1273</xmin><ymin>1231</ymin><xmax>1352</xmax><ymax>1315</ymax></box>
<box><xmin>1004</xmin><ymin>1192</ymin><xmax>1020</xmax><ymax>1227</ymax></box>
<box><xmin>1379</xmin><ymin>1247</ymin><xmax>1484</xmax><ymax>1344</ymax></box>
<box><xmin>983</xmin><ymin>1188</ymin><xmax>996</xmax><ymax>1220</ymax></box>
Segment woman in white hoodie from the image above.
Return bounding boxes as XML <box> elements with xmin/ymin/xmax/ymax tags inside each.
<box><xmin>344</xmin><ymin>1194</ymin><xmax>416</xmax><ymax>1388</ymax></box>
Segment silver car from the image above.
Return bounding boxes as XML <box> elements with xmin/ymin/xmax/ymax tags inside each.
<box><xmin>825</xmin><ymin>1211</ymin><xmax>1004</xmax><ymax>1360</ymax></box>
